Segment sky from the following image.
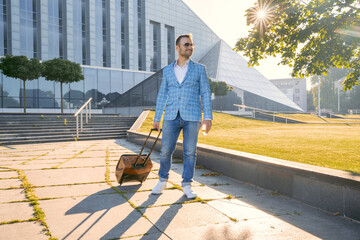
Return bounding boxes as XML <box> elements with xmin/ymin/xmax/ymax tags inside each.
<box><xmin>182</xmin><ymin>0</ymin><xmax>298</xmax><ymax>82</ymax></box>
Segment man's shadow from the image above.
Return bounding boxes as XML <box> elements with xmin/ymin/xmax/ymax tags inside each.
<box><xmin>63</xmin><ymin>184</ymin><xmax>142</xmax><ymax>240</ymax></box>
<box><xmin>101</xmin><ymin>193</ymin><xmax>188</xmax><ymax>240</ymax></box>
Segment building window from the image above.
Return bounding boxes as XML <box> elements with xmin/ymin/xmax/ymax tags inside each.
<box><xmin>81</xmin><ymin>0</ymin><xmax>89</xmax><ymax>65</ymax></box>
<box><xmin>20</xmin><ymin>0</ymin><xmax>40</xmax><ymax>58</ymax></box>
<box><xmin>73</xmin><ymin>0</ymin><xmax>84</xmax><ymax>64</ymax></box>
<box><xmin>115</xmin><ymin>0</ymin><xmax>129</xmax><ymax>69</ymax></box>
<box><xmin>102</xmin><ymin>0</ymin><xmax>109</xmax><ymax>67</ymax></box>
<box><xmin>48</xmin><ymin>0</ymin><xmax>64</xmax><ymax>59</ymax></box>
<box><xmin>295</xmin><ymin>89</ymin><xmax>300</xmax><ymax>93</ymax></box>
<box><xmin>121</xmin><ymin>0</ymin><xmax>129</xmax><ymax>69</ymax></box>
<box><xmin>95</xmin><ymin>0</ymin><xmax>109</xmax><ymax>67</ymax></box>
<box><xmin>137</xmin><ymin>0</ymin><xmax>145</xmax><ymax>71</ymax></box>
<box><xmin>295</xmin><ymin>97</ymin><xmax>300</xmax><ymax>101</ymax></box>
<box><xmin>165</xmin><ymin>25</ymin><xmax>175</xmax><ymax>64</ymax></box>
<box><xmin>0</xmin><ymin>0</ymin><xmax>8</xmax><ymax>56</ymax></box>
<box><xmin>150</xmin><ymin>21</ymin><xmax>161</xmax><ymax>71</ymax></box>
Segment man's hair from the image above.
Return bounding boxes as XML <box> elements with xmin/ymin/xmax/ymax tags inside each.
<box><xmin>176</xmin><ymin>34</ymin><xmax>193</xmax><ymax>46</ymax></box>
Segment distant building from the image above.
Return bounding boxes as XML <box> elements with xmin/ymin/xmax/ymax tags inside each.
<box><xmin>269</xmin><ymin>78</ymin><xmax>307</xmax><ymax>112</ymax></box>
<box><xmin>0</xmin><ymin>0</ymin><xmax>302</xmax><ymax>113</ymax></box>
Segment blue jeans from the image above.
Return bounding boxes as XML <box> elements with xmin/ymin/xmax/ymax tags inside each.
<box><xmin>158</xmin><ymin>112</ymin><xmax>201</xmax><ymax>187</ymax></box>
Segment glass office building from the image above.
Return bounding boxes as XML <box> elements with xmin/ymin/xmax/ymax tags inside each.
<box><xmin>0</xmin><ymin>0</ymin><xmax>302</xmax><ymax>113</ymax></box>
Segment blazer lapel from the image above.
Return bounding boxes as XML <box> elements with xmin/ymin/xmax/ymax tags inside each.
<box><xmin>181</xmin><ymin>60</ymin><xmax>194</xmax><ymax>85</ymax></box>
<box><xmin>169</xmin><ymin>60</ymin><xmax>180</xmax><ymax>85</ymax></box>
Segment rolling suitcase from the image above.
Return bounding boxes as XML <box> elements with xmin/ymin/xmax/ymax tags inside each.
<box><xmin>115</xmin><ymin>128</ymin><xmax>162</xmax><ymax>185</ymax></box>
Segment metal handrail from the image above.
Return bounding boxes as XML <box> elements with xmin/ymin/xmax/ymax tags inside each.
<box><xmin>74</xmin><ymin>98</ymin><xmax>92</xmax><ymax>138</ymax></box>
<box><xmin>234</xmin><ymin>104</ymin><xmax>301</xmax><ymax>123</ymax></box>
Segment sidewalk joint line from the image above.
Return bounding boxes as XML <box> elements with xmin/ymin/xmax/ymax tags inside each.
<box><xmin>16</xmin><ymin>169</ymin><xmax>58</xmax><ymax>240</ymax></box>
<box><xmin>20</xmin><ymin>143</ymin><xmax>70</xmax><ymax>165</ymax></box>
<box><xmin>53</xmin><ymin>143</ymin><xmax>97</xmax><ymax>168</ymax></box>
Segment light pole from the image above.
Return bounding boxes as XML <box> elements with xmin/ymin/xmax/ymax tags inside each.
<box><xmin>318</xmin><ymin>78</ymin><xmax>321</xmax><ymax>117</ymax></box>
<box><xmin>334</xmin><ymin>78</ymin><xmax>344</xmax><ymax>113</ymax></box>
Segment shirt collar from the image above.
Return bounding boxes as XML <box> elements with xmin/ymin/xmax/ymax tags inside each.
<box><xmin>175</xmin><ymin>59</ymin><xmax>190</xmax><ymax>69</ymax></box>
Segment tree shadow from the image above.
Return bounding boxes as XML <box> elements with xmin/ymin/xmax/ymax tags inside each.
<box><xmin>63</xmin><ymin>185</ymin><xmax>141</xmax><ymax>240</ymax></box>
<box><xmin>139</xmin><ymin>196</ymin><xmax>186</xmax><ymax>240</ymax></box>
<box><xmin>101</xmin><ymin>194</ymin><xmax>188</xmax><ymax>240</ymax></box>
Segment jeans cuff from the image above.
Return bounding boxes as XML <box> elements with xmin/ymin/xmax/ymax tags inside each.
<box><xmin>159</xmin><ymin>177</ymin><xmax>168</xmax><ymax>182</ymax></box>
<box><xmin>181</xmin><ymin>182</ymin><xmax>191</xmax><ymax>187</ymax></box>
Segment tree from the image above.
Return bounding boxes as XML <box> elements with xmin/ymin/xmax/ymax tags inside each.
<box><xmin>42</xmin><ymin>58</ymin><xmax>84</xmax><ymax>113</ymax></box>
<box><xmin>208</xmin><ymin>78</ymin><xmax>233</xmax><ymax>112</ymax></box>
<box><xmin>0</xmin><ymin>55</ymin><xmax>43</xmax><ymax>113</ymax></box>
<box><xmin>235</xmin><ymin>0</ymin><xmax>360</xmax><ymax>91</ymax></box>
<box><xmin>307</xmin><ymin>90</ymin><xmax>315</xmax><ymax>111</ymax></box>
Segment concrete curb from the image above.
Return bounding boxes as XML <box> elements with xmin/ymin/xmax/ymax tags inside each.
<box><xmin>127</xmin><ymin>129</ymin><xmax>360</xmax><ymax>222</ymax></box>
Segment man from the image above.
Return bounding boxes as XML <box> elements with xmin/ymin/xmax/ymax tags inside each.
<box><xmin>152</xmin><ymin>34</ymin><xmax>213</xmax><ymax>198</ymax></box>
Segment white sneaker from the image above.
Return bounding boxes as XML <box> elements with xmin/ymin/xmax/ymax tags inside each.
<box><xmin>182</xmin><ymin>185</ymin><xmax>197</xmax><ymax>199</ymax></box>
<box><xmin>151</xmin><ymin>180</ymin><xmax>167</xmax><ymax>195</ymax></box>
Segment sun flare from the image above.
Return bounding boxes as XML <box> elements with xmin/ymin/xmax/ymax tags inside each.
<box><xmin>247</xmin><ymin>0</ymin><xmax>276</xmax><ymax>38</ymax></box>
<box><xmin>257</xmin><ymin>10</ymin><xmax>267</xmax><ymax>19</ymax></box>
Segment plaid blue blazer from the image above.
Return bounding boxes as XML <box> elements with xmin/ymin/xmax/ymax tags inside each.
<box><xmin>154</xmin><ymin>60</ymin><xmax>213</xmax><ymax>122</ymax></box>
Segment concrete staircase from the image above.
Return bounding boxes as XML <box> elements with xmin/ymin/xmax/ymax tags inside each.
<box><xmin>0</xmin><ymin>114</ymin><xmax>137</xmax><ymax>145</ymax></box>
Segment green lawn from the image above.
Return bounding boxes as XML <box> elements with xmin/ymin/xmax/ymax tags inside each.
<box><xmin>139</xmin><ymin>111</ymin><xmax>360</xmax><ymax>174</ymax></box>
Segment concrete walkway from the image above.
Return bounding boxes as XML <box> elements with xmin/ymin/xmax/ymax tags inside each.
<box><xmin>0</xmin><ymin>139</ymin><xmax>359</xmax><ymax>240</ymax></box>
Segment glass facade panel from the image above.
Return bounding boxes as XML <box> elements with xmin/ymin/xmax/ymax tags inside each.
<box><xmin>95</xmin><ymin>0</ymin><xmax>109</xmax><ymax>67</ymax></box>
<box><xmin>19</xmin><ymin>0</ymin><xmax>39</xmax><ymax>58</ymax></box>
<box><xmin>165</xmin><ymin>25</ymin><xmax>175</xmax><ymax>64</ymax></box>
<box><xmin>95</xmin><ymin>0</ymin><xmax>103</xmax><ymax>66</ymax></box>
<box><xmin>0</xmin><ymin>0</ymin><xmax>8</xmax><ymax>55</ymax></box>
<box><xmin>98</xmin><ymin>69</ymin><xmax>110</xmax><ymax>107</ymax></box>
<box><xmin>62</xmin><ymin>80</ymin><xmax>84</xmax><ymax>109</ymax></box>
<box><xmin>48</xmin><ymin>0</ymin><xmax>64</xmax><ymax>59</ymax></box>
<box><xmin>115</xmin><ymin>0</ymin><xmax>129</xmax><ymax>69</ymax></box>
<box><xmin>3</xmin><ymin>96</ymin><xmax>20</xmax><ymax>108</ymax></box>
<box><xmin>121</xmin><ymin>0</ymin><xmax>129</xmax><ymax>69</ymax></box>
<box><xmin>150</xmin><ymin>21</ymin><xmax>161</xmax><ymax>72</ymax></box>
<box><xmin>83</xmin><ymin>67</ymin><xmax>99</xmax><ymax>108</ymax></box>
<box><xmin>73</xmin><ymin>0</ymin><xmax>82</xmax><ymax>64</ymax></box>
<box><xmin>137</xmin><ymin>0</ymin><xmax>145</xmax><ymax>70</ymax></box>
<box><xmin>81</xmin><ymin>0</ymin><xmax>89</xmax><ymax>65</ymax></box>
<box><xmin>3</xmin><ymin>76</ymin><xmax>21</xmax><ymax>97</ymax></box>
<box><xmin>104</xmin><ymin>69</ymin><xmax>162</xmax><ymax>108</ymax></box>
<box><xmin>123</xmin><ymin>72</ymin><xmax>134</xmax><ymax>92</ymax></box>
<box><xmin>38</xmin><ymin>78</ymin><xmax>57</xmax><ymax>108</ymax></box>
<box><xmin>110</xmin><ymin>70</ymin><xmax>122</xmax><ymax>101</ymax></box>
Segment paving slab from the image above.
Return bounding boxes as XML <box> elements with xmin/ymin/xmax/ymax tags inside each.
<box><xmin>0</xmin><ymin>202</ymin><xmax>34</xmax><ymax>222</ymax></box>
<box><xmin>139</xmin><ymin>202</ymin><xmax>232</xmax><ymax>233</ymax></box>
<box><xmin>24</xmin><ymin>167</ymin><xmax>107</xmax><ymax>186</ymax></box>
<box><xmin>0</xmin><ymin>171</ymin><xmax>18</xmax><ymax>178</ymax></box>
<box><xmin>194</xmin><ymin>176</ymin><xmax>268</xmax><ymax>198</ymax></box>
<box><xmin>164</xmin><ymin>223</ymin><xmax>254</xmax><ymax>240</ymax></box>
<box><xmin>114</xmin><ymin>178</ymin><xmax>161</xmax><ymax>192</ymax></box>
<box><xmin>0</xmin><ymin>189</ymin><xmax>26</xmax><ymax>203</ymax></box>
<box><xmin>124</xmin><ymin>189</ymin><xmax>187</xmax><ymax>208</ymax></box>
<box><xmin>34</xmin><ymin>183</ymin><xmax>116</xmax><ymax>199</ymax></box>
<box><xmin>0</xmin><ymin>179</ymin><xmax>22</xmax><ymax>189</ymax></box>
<box><xmin>0</xmin><ymin>222</ymin><xmax>48</xmax><ymax>240</ymax></box>
<box><xmin>59</xmin><ymin>158</ymin><xmax>106</xmax><ymax>168</ymax></box>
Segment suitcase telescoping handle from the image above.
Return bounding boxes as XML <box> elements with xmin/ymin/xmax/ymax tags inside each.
<box><xmin>134</xmin><ymin>128</ymin><xmax>162</xmax><ymax>167</ymax></box>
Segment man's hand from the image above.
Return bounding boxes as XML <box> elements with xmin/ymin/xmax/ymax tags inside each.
<box><xmin>153</xmin><ymin>121</ymin><xmax>160</xmax><ymax>131</ymax></box>
<box><xmin>202</xmin><ymin>119</ymin><xmax>212</xmax><ymax>134</ymax></box>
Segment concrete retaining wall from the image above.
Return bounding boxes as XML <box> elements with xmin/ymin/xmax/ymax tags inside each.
<box><xmin>127</xmin><ymin>130</ymin><xmax>360</xmax><ymax>222</ymax></box>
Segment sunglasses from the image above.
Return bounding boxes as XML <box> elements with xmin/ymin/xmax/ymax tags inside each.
<box><xmin>183</xmin><ymin>43</ymin><xmax>194</xmax><ymax>47</ymax></box>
